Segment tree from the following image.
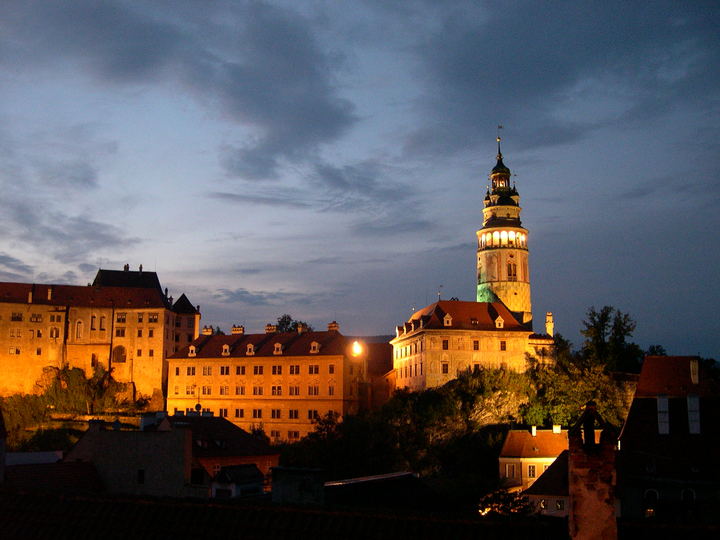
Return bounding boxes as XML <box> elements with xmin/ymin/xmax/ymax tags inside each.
<box><xmin>646</xmin><ymin>344</ymin><xmax>667</xmax><ymax>356</ymax></box>
<box><xmin>276</xmin><ymin>314</ymin><xmax>313</xmax><ymax>333</ymax></box>
<box><xmin>580</xmin><ymin>306</ymin><xmax>643</xmax><ymax>372</ymax></box>
<box><xmin>213</xmin><ymin>326</ymin><xmax>225</xmax><ymax>335</ymax></box>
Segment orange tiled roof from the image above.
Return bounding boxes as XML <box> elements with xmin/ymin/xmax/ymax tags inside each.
<box><xmin>171</xmin><ymin>330</ymin><xmax>352</xmax><ymax>359</ymax></box>
<box><xmin>400</xmin><ymin>300</ymin><xmax>526</xmax><ymax>333</ymax></box>
<box><xmin>500</xmin><ymin>429</ymin><xmax>568</xmax><ymax>458</ymax></box>
<box><xmin>635</xmin><ymin>356</ymin><xmax>718</xmax><ymax>398</ymax></box>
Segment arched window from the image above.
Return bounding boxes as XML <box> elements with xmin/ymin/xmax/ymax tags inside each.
<box><xmin>500</xmin><ymin>231</ymin><xmax>508</xmax><ymax>246</ymax></box>
<box><xmin>112</xmin><ymin>345</ymin><xmax>127</xmax><ymax>364</ymax></box>
<box><xmin>221</xmin><ymin>344</ymin><xmax>230</xmax><ymax>356</ymax></box>
<box><xmin>75</xmin><ymin>320</ymin><xmax>84</xmax><ymax>340</ymax></box>
<box><xmin>273</xmin><ymin>343</ymin><xmax>283</xmax><ymax>355</ymax></box>
<box><xmin>310</xmin><ymin>341</ymin><xmax>320</xmax><ymax>354</ymax></box>
<box><xmin>188</xmin><ymin>345</ymin><xmax>196</xmax><ymax>357</ymax></box>
<box><xmin>508</xmin><ymin>231</ymin><xmax>515</xmax><ymax>246</ymax></box>
<box><xmin>246</xmin><ymin>344</ymin><xmax>255</xmax><ymax>356</ymax></box>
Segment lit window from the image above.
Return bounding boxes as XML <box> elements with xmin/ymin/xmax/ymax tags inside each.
<box><xmin>148</xmin><ymin>313</ymin><xmax>158</xmax><ymax>323</ymax></box>
<box><xmin>555</xmin><ymin>499</ymin><xmax>564</xmax><ymax>511</ymax></box>
<box><xmin>137</xmin><ymin>313</ymin><xmax>143</xmax><ymax>323</ymax></box>
<box><xmin>687</xmin><ymin>395</ymin><xmax>700</xmax><ymax>434</ymax></box>
<box><xmin>528</xmin><ymin>465</ymin><xmax>536</xmax><ymax>478</ymax></box>
<box><xmin>116</xmin><ymin>313</ymin><xmax>126</xmax><ymax>323</ymax></box>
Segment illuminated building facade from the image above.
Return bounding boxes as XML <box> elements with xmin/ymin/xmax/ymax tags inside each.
<box><xmin>0</xmin><ymin>266</ymin><xmax>200</xmax><ymax>400</ymax></box>
<box><xmin>166</xmin><ymin>322</ymin><xmax>369</xmax><ymax>442</ymax></box>
<box><xmin>391</xmin><ymin>141</ymin><xmax>553</xmax><ymax>390</ymax></box>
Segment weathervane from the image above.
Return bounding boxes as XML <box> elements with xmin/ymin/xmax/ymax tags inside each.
<box><xmin>437</xmin><ymin>285</ymin><xmax>443</xmax><ymax>301</ymax></box>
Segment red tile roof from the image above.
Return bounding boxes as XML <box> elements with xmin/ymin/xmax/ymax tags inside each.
<box><xmin>171</xmin><ymin>330</ymin><xmax>354</xmax><ymax>359</ymax></box>
<box><xmin>635</xmin><ymin>356</ymin><xmax>718</xmax><ymax>398</ymax></box>
<box><xmin>500</xmin><ymin>429</ymin><xmax>568</xmax><ymax>458</ymax></box>
<box><xmin>400</xmin><ymin>300</ymin><xmax>527</xmax><ymax>333</ymax></box>
<box><xmin>523</xmin><ymin>450</ymin><xmax>568</xmax><ymax>497</ymax></box>
<box><xmin>0</xmin><ymin>282</ymin><xmax>170</xmax><ymax>309</ymax></box>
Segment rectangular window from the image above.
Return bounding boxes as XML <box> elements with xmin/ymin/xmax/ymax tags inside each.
<box><xmin>235</xmin><ymin>408</ymin><xmax>244</xmax><ymax>418</ymax></box>
<box><xmin>442</xmin><ymin>363</ymin><xmax>449</xmax><ymax>374</ymax></box>
<box><xmin>473</xmin><ymin>340</ymin><xmax>479</xmax><ymax>351</ymax></box>
<box><xmin>99</xmin><ymin>316</ymin><xmax>106</xmax><ymax>330</ymax></box>
<box><xmin>272</xmin><ymin>365</ymin><xmax>282</xmax><ymax>375</ymax></box>
<box><xmin>289</xmin><ymin>386</ymin><xmax>300</xmax><ymax>396</ymax></box>
<box><xmin>174</xmin><ymin>334</ymin><xmax>179</xmax><ymax>342</ymax></box>
<box><xmin>271</xmin><ymin>409</ymin><xmax>281</xmax><ymax>419</ymax></box>
<box><xmin>220</xmin><ymin>366</ymin><xmax>230</xmax><ymax>375</ymax></box>
<box><xmin>272</xmin><ymin>385</ymin><xmax>282</xmax><ymax>395</ymax></box>
<box><xmin>91</xmin><ymin>315</ymin><xmax>96</xmax><ymax>330</ymax></box>
<box><xmin>219</xmin><ymin>408</ymin><xmax>228</xmax><ymax>418</ymax></box>
<box><xmin>116</xmin><ymin>313</ymin><xmax>126</xmax><ymax>323</ymax></box>
<box><xmin>328</xmin><ymin>385</ymin><xmax>335</xmax><ymax>396</ymax></box>
<box><xmin>174</xmin><ymin>386</ymin><xmax>179</xmax><ymax>395</ymax></box>
<box><xmin>202</xmin><ymin>366</ymin><xmax>212</xmax><ymax>376</ymax></box>
<box><xmin>505</xmin><ymin>463</ymin><xmax>516</xmax><ymax>478</ymax></box>
<box><xmin>289</xmin><ymin>409</ymin><xmax>299</xmax><ymax>419</ymax></box>
<box><xmin>202</xmin><ymin>386</ymin><xmax>211</xmax><ymax>395</ymax></box>
<box><xmin>137</xmin><ymin>329</ymin><xmax>143</xmax><ymax>337</ymax></box>
<box><xmin>657</xmin><ymin>396</ymin><xmax>670</xmax><ymax>434</ymax></box>
<box><xmin>556</xmin><ymin>499</ymin><xmax>565</xmax><ymax>511</ymax></box>
<box><xmin>148</xmin><ymin>313</ymin><xmax>158</xmax><ymax>323</ymax></box>
<box><xmin>253</xmin><ymin>365</ymin><xmax>263</xmax><ymax>375</ymax></box>
<box><xmin>148</xmin><ymin>349</ymin><xmax>154</xmax><ymax>357</ymax></box>
<box><xmin>308</xmin><ymin>385</ymin><xmax>319</xmax><ymax>396</ymax></box>
<box><xmin>236</xmin><ymin>366</ymin><xmax>246</xmax><ymax>375</ymax></box>
<box><xmin>500</xmin><ymin>341</ymin><xmax>507</xmax><ymax>351</ymax></box>
<box><xmin>253</xmin><ymin>386</ymin><xmax>263</xmax><ymax>396</ymax></box>
<box><xmin>329</xmin><ymin>364</ymin><xmax>335</xmax><ymax>374</ymax></box>
<box><xmin>308</xmin><ymin>410</ymin><xmax>318</xmax><ymax>420</ymax></box>
<box><xmin>270</xmin><ymin>430</ymin><xmax>280</xmax><ymax>439</ymax></box>
<box><xmin>235</xmin><ymin>385</ymin><xmax>245</xmax><ymax>395</ymax></box>
<box><xmin>36</xmin><ymin>347</ymin><xmax>42</xmax><ymax>356</ymax></box>
<box><xmin>136</xmin><ymin>349</ymin><xmax>142</xmax><ymax>357</ymax></box>
<box><xmin>186</xmin><ymin>386</ymin><xmax>195</xmax><ymax>395</ymax></box>
<box><xmin>8</xmin><ymin>347</ymin><xmax>20</xmax><ymax>355</ymax></box>
<box><xmin>11</xmin><ymin>312</ymin><xmax>23</xmax><ymax>322</ymax></box>
<box><xmin>137</xmin><ymin>313</ymin><xmax>143</xmax><ymax>323</ymax></box>
<box><xmin>187</xmin><ymin>366</ymin><xmax>195</xmax><ymax>376</ymax></box>
<box><xmin>290</xmin><ymin>365</ymin><xmax>300</xmax><ymax>375</ymax></box>
<box><xmin>115</xmin><ymin>328</ymin><xmax>125</xmax><ymax>337</ymax></box>
<box><xmin>252</xmin><ymin>409</ymin><xmax>262</xmax><ymax>419</ymax></box>
<box><xmin>219</xmin><ymin>386</ymin><xmax>229</xmax><ymax>396</ymax></box>
<box><xmin>528</xmin><ymin>465</ymin><xmax>536</xmax><ymax>478</ymax></box>
<box><xmin>148</xmin><ymin>329</ymin><xmax>154</xmax><ymax>338</ymax></box>
<box><xmin>309</xmin><ymin>365</ymin><xmax>319</xmax><ymax>375</ymax></box>
<box><xmin>688</xmin><ymin>395</ymin><xmax>700</xmax><ymax>434</ymax></box>
<box><xmin>288</xmin><ymin>431</ymin><xmax>300</xmax><ymax>440</ymax></box>
<box><xmin>442</xmin><ymin>339</ymin><xmax>449</xmax><ymax>350</ymax></box>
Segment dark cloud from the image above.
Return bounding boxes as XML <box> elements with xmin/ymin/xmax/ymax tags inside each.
<box><xmin>207</xmin><ymin>191</ymin><xmax>312</xmax><ymax>209</ymax></box>
<box><xmin>78</xmin><ymin>263</ymin><xmax>97</xmax><ymax>274</ymax></box>
<box><xmin>214</xmin><ymin>287</ymin><xmax>319</xmax><ymax>307</ymax></box>
<box><xmin>0</xmin><ymin>252</ymin><xmax>33</xmax><ymax>280</ymax></box>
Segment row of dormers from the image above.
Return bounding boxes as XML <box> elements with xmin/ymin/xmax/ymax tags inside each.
<box><xmin>396</xmin><ymin>313</ymin><xmax>505</xmax><ymax>337</ymax></box>
<box><xmin>188</xmin><ymin>340</ymin><xmax>322</xmax><ymax>358</ymax></box>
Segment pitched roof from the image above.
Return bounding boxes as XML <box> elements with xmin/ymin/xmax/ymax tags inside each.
<box><xmin>163</xmin><ymin>415</ymin><xmax>278</xmax><ymax>458</ymax></box>
<box><xmin>635</xmin><ymin>356</ymin><xmax>718</xmax><ymax>397</ymax></box>
<box><xmin>0</xmin><ymin>282</ymin><xmax>170</xmax><ymax>309</ymax></box>
<box><xmin>397</xmin><ymin>300</ymin><xmax>527</xmax><ymax>336</ymax></box>
<box><xmin>92</xmin><ymin>268</ymin><xmax>163</xmax><ymax>291</ymax></box>
<box><xmin>215</xmin><ymin>464</ymin><xmax>264</xmax><ymax>484</ymax></box>
<box><xmin>171</xmin><ymin>330</ymin><xmax>352</xmax><ymax>359</ymax></box>
<box><xmin>499</xmin><ymin>429</ymin><xmax>568</xmax><ymax>459</ymax></box>
<box><xmin>172</xmin><ymin>293</ymin><xmax>198</xmax><ymax>314</ymax></box>
<box><xmin>524</xmin><ymin>451</ymin><xmax>568</xmax><ymax>497</ymax></box>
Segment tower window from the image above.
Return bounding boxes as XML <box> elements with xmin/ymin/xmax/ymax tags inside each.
<box><xmin>507</xmin><ymin>262</ymin><xmax>517</xmax><ymax>281</ymax></box>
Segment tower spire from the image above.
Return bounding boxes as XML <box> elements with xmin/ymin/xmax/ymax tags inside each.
<box><xmin>496</xmin><ymin>124</ymin><xmax>503</xmax><ymax>159</ymax></box>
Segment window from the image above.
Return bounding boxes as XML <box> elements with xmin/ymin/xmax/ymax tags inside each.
<box><xmin>99</xmin><ymin>316</ymin><xmax>106</xmax><ymax>330</ymax></box>
<box><xmin>148</xmin><ymin>349</ymin><xmax>154</xmax><ymax>357</ymax></box>
<box><xmin>246</xmin><ymin>344</ymin><xmax>255</xmax><ymax>356</ymax></box>
<box><xmin>289</xmin><ymin>386</ymin><xmax>300</xmax><ymax>396</ymax></box>
<box><xmin>202</xmin><ymin>386</ymin><xmax>211</xmax><ymax>395</ymax></box>
<box><xmin>220</xmin><ymin>366</ymin><xmax>230</xmax><ymax>375</ymax></box>
<box><xmin>272</xmin><ymin>365</ymin><xmax>282</xmax><ymax>375</ymax></box>
<box><xmin>112</xmin><ymin>345</ymin><xmax>126</xmax><ymax>363</ymax></box>
<box><xmin>173</xmin><ymin>386</ymin><xmax>179</xmax><ymax>395</ymax></box>
<box><xmin>657</xmin><ymin>396</ymin><xmax>669</xmax><ymax>434</ymax></box>
<box><xmin>273</xmin><ymin>343</ymin><xmax>283</xmax><ymax>355</ymax></box>
<box><xmin>288</xmin><ymin>430</ymin><xmax>300</xmax><ymax>440</ymax></box>
<box><xmin>272</xmin><ymin>385</ymin><xmax>282</xmax><ymax>395</ymax></box>
<box><xmin>253</xmin><ymin>386</ymin><xmax>263</xmax><ymax>396</ymax></box>
<box><xmin>202</xmin><ymin>366</ymin><xmax>212</xmax><ymax>376</ymax></box>
<box><xmin>91</xmin><ymin>315</ymin><xmax>96</xmax><ymax>330</ymax></box>
<box><xmin>507</xmin><ymin>262</ymin><xmax>517</xmax><ymax>281</ymax></box>
<box><xmin>36</xmin><ymin>347</ymin><xmax>42</xmax><ymax>356</ymax></box>
<box><xmin>75</xmin><ymin>321</ymin><xmax>84</xmax><ymax>339</ymax></box>
<box><xmin>36</xmin><ymin>329</ymin><xmax>42</xmax><ymax>338</ymax></box>
<box><xmin>288</xmin><ymin>410</ymin><xmax>299</xmax><ymax>419</ymax></box>
<box><xmin>555</xmin><ymin>499</ymin><xmax>564</xmax><ymax>511</ymax></box>
<box><xmin>310</xmin><ymin>341</ymin><xmax>320</xmax><ymax>354</ymax></box>
<box><xmin>252</xmin><ymin>409</ymin><xmax>262</xmax><ymax>419</ymax></box>
<box><xmin>500</xmin><ymin>341</ymin><xmax>507</xmax><ymax>351</ymax></box>
<box><xmin>235</xmin><ymin>385</ymin><xmax>245</xmax><ymax>395</ymax></box>
<box><xmin>115</xmin><ymin>328</ymin><xmax>125</xmax><ymax>337</ymax></box>
<box><xmin>187</xmin><ymin>366</ymin><xmax>195</xmax><ymax>376</ymax></box>
<box><xmin>473</xmin><ymin>340</ymin><xmax>479</xmax><ymax>351</ymax></box>
<box><xmin>271</xmin><ymin>409</ymin><xmax>281</xmax><ymax>419</ymax></box>
<box><xmin>136</xmin><ymin>349</ymin><xmax>142</xmax><ymax>357</ymax></box>
<box><xmin>308</xmin><ymin>385</ymin><xmax>319</xmax><ymax>396</ymax></box>
<box><xmin>8</xmin><ymin>347</ymin><xmax>20</xmax><ymax>355</ymax></box>
<box><xmin>539</xmin><ymin>499</ymin><xmax>546</xmax><ymax>510</ymax></box>
<box><xmin>443</xmin><ymin>314</ymin><xmax>452</xmax><ymax>327</ymax></box>
<box><xmin>308</xmin><ymin>410</ymin><xmax>319</xmax><ymax>420</ymax></box>
<box><xmin>253</xmin><ymin>365</ymin><xmax>263</xmax><ymax>375</ymax></box>
<box><xmin>235</xmin><ymin>408</ymin><xmax>244</xmax><ymax>418</ymax></box>
<box><xmin>496</xmin><ymin>317</ymin><xmax>504</xmax><ymax>329</ymax></box>
<box><xmin>329</xmin><ymin>364</ymin><xmax>335</xmax><ymax>374</ymax></box>
<box><xmin>187</xmin><ymin>318</ymin><xmax>194</xmax><ymax>329</ymax></box>
<box><xmin>505</xmin><ymin>463</ymin><xmax>515</xmax><ymax>478</ymax></box>
<box><xmin>528</xmin><ymin>465</ymin><xmax>536</xmax><ymax>478</ymax></box>
<box><xmin>442</xmin><ymin>339</ymin><xmax>449</xmax><ymax>350</ymax></box>
<box><xmin>473</xmin><ymin>363</ymin><xmax>480</xmax><ymax>373</ymax></box>
<box><xmin>219</xmin><ymin>386</ymin><xmax>229</xmax><ymax>395</ymax></box>
<box><xmin>236</xmin><ymin>366</ymin><xmax>245</xmax><ymax>375</ymax></box>
<box><xmin>219</xmin><ymin>408</ymin><xmax>228</xmax><ymax>418</ymax></box>
<box><xmin>289</xmin><ymin>365</ymin><xmax>300</xmax><ymax>375</ymax></box>
<box><xmin>174</xmin><ymin>334</ymin><xmax>179</xmax><ymax>342</ymax></box>
<box><xmin>148</xmin><ymin>329</ymin><xmax>154</xmax><ymax>338</ymax></box>
<box><xmin>309</xmin><ymin>365</ymin><xmax>319</xmax><ymax>375</ymax></box>
<box><xmin>175</xmin><ymin>318</ymin><xmax>181</xmax><ymax>328</ymax></box>
<box><xmin>148</xmin><ymin>313</ymin><xmax>158</xmax><ymax>323</ymax></box>
<box><xmin>442</xmin><ymin>363</ymin><xmax>449</xmax><ymax>374</ymax></box>
<box><xmin>116</xmin><ymin>313</ymin><xmax>126</xmax><ymax>323</ymax></box>
<box><xmin>11</xmin><ymin>312</ymin><xmax>23</xmax><ymax>322</ymax></box>
<box><xmin>688</xmin><ymin>395</ymin><xmax>700</xmax><ymax>434</ymax></box>
<box><xmin>137</xmin><ymin>313</ymin><xmax>143</xmax><ymax>323</ymax></box>
<box><xmin>328</xmin><ymin>385</ymin><xmax>335</xmax><ymax>396</ymax></box>
<box><xmin>270</xmin><ymin>430</ymin><xmax>280</xmax><ymax>439</ymax></box>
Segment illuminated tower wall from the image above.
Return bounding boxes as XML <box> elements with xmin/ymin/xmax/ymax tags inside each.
<box><xmin>476</xmin><ymin>143</ymin><xmax>532</xmax><ymax>323</ymax></box>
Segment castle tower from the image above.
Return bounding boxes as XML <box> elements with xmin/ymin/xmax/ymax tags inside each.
<box><xmin>476</xmin><ymin>138</ymin><xmax>532</xmax><ymax>323</ymax></box>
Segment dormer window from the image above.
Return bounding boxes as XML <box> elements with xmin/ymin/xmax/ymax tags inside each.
<box><xmin>188</xmin><ymin>345</ymin><xmax>196</xmax><ymax>357</ymax></box>
<box><xmin>471</xmin><ymin>318</ymin><xmax>478</xmax><ymax>325</ymax></box>
<box><xmin>221</xmin><ymin>344</ymin><xmax>230</xmax><ymax>356</ymax></box>
<box><xmin>310</xmin><ymin>341</ymin><xmax>320</xmax><ymax>354</ymax></box>
<box><xmin>495</xmin><ymin>316</ymin><xmax>504</xmax><ymax>329</ymax></box>
<box><xmin>443</xmin><ymin>314</ymin><xmax>452</xmax><ymax>327</ymax></box>
<box><xmin>246</xmin><ymin>344</ymin><xmax>254</xmax><ymax>356</ymax></box>
<box><xmin>273</xmin><ymin>343</ymin><xmax>283</xmax><ymax>355</ymax></box>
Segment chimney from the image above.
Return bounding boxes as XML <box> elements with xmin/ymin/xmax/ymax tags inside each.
<box><xmin>165</xmin><ymin>287</ymin><xmax>168</xmax><ymax>298</ymax></box>
<box><xmin>201</xmin><ymin>326</ymin><xmax>213</xmax><ymax>336</ymax></box>
<box><xmin>47</xmin><ymin>286</ymin><xmax>53</xmax><ymax>301</ymax></box>
<box><xmin>545</xmin><ymin>312</ymin><xmax>555</xmax><ymax>337</ymax></box>
<box><xmin>297</xmin><ymin>323</ymin><xmax>307</xmax><ymax>334</ymax></box>
<box><xmin>265</xmin><ymin>324</ymin><xmax>277</xmax><ymax>334</ymax></box>
<box><xmin>27</xmin><ymin>289</ymin><xmax>33</xmax><ymax>304</ymax></box>
<box><xmin>231</xmin><ymin>325</ymin><xmax>245</xmax><ymax>335</ymax></box>
<box><xmin>327</xmin><ymin>321</ymin><xmax>340</xmax><ymax>332</ymax></box>
<box><xmin>139</xmin><ymin>264</ymin><xmax>143</xmax><ymax>274</ymax></box>
<box><xmin>531</xmin><ymin>425</ymin><xmax>537</xmax><ymax>437</ymax></box>
<box><xmin>553</xmin><ymin>424</ymin><xmax>562</xmax><ymax>434</ymax></box>
<box><xmin>124</xmin><ymin>264</ymin><xmax>129</xmax><ymax>271</ymax></box>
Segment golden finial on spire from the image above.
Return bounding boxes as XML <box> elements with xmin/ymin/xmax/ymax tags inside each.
<box><xmin>496</xmin><ymin>124</ymin><xmax>503</xmax><ymax>157</ymax></box>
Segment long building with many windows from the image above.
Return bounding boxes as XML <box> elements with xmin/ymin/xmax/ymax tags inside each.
<box><xmin>166</xmin><ymin>322</ymin><xmax>370</xmax><ymax>442</ymax></box>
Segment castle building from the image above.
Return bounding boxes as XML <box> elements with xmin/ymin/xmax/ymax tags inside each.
<box><xmin>166</xmin><ymin>322</ymin><xmax>370</xmax><ymax>442</ymax></box>
<box><xmin>0</xmin><ymin>266</ymin><xmax>200</xmax><ymax>400</ymax></box>
<box><xmin>391</xmin><ymin>139</ymin><xmax>553</xmax><ymax>390</ymax></box>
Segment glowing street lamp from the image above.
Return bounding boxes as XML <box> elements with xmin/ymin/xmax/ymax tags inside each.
<box><xmin>351</xmin><ymin>340</ymin><xmax>363</xmax><ymax>357</ymax></box>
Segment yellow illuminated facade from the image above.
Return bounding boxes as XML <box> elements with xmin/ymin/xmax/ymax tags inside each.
<box><xmin>166</xmin><ymin>323</ymin><xmax>368</xmax><ymax>442</ymax></box>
